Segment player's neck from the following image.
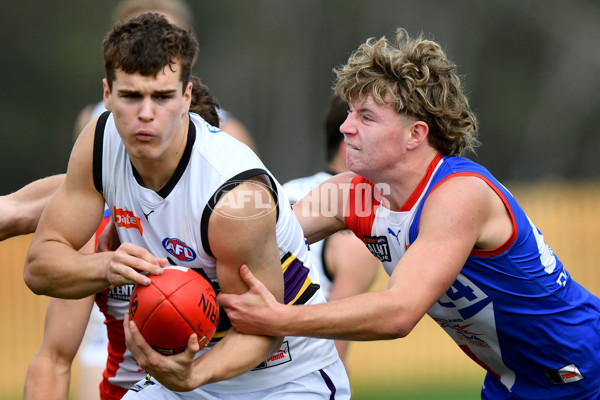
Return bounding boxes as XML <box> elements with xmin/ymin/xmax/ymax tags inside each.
<box><xmin>374</xmin><ymin>149</ymin><xmax>440</xmax><ymax>210</ymax></box>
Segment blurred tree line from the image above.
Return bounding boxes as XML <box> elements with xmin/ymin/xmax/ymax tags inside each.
<box><xmin>1</xmin><ymin>0</ymin><xmax>598</xmax><ymax>194</ymax></box>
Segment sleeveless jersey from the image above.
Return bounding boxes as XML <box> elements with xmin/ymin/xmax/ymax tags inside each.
<box><xmin>345</xmin><ymin>153</ymin><xmax>600</xmax><ymax>399</ymax></box>
<box><xmin>80</xmin><ymin>103</ymin><xmax>246</xmax><ymax>399</ymax></box>
<box><xmin>283</xmin><ymin>171</ymin><xmax>335</xmax><ymax>297</ymax></box>
<box><xmin>94</xmin><ymin>111</ymin><xmax>340</xmax><ymax>394</ymax></box>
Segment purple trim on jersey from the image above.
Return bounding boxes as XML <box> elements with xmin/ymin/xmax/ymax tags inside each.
<box><xmin>283</xmin><ymin>254</ymin><xmax>317</xmax><ymax>305</ymax></box>
<box><xmin>319</xmin><ymin>369</ymin><xmax>336</xmax><ymax>400</ymax></box>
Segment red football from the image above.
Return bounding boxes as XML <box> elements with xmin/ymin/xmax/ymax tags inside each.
<box><xmin>129</xmin><ymin>266</ymin><xmax>219</xmax><ymax>355</ymax></box>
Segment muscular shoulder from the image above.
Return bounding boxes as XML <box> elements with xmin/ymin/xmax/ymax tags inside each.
<box><xmin>423</xmin><ymin>175</ymin><xmax>512</xmax><ymax>250</ymax></box>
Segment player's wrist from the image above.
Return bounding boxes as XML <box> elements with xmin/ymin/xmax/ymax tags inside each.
<box><xmin>273</xmin><ymin>302</ymin><xmax>293</xmax><ymax>336</ymax></box>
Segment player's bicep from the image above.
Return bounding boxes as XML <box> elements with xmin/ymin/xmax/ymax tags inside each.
<box><xmin>208</xmin><ymin>179</ymin><xmax>284</xmax><ymax>301</ymax></box>
<box><xmin>35</xmin><ymin>121</ymin><xmax>105</xmax><ymax>251</ymax></box>
<box><xmin>387</xmin><ymin>178</ymin><xmax>487</xmax><ymax>317</ymax></box>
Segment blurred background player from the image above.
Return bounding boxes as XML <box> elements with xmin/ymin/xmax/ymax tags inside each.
<box><xmin>23</xmin><ymin>79</ymin><xmax>222</xmax><ymax>400</ymax></box>
<box><xmin>282</xmin><ymin>94</ymin><xmax>380</xmax><ymax>373</ymax></box>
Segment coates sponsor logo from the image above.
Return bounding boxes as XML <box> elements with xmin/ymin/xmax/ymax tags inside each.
<box><xmin>363</xmin><ymin>235</ymin><xmax>391</xmax><ymax>262</ymax></box>
<box><xmin>210</xmin><ymin>180</ymin><xmax>277</xmax><ymax>220</ymax></box>
<box><xmin>114</xmin><ymin>207</ymin><xmax>143</xmax><ymax>235</ymax></box>
<box><xmin>545</xmin><ymin>363</ymin><xmax>585</xmax><ymax>385</ymax></box>
<box><xmin>162</xmin><ymin>238</ymin><xmax>197</xmax><ymax>262</ymax></box>
<box><xmin>251</xmin><ymin>341</ymin><xmax>292</xmax><ymax>370</ymax></box>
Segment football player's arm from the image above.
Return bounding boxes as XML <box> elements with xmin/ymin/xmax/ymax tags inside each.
<box><xmin>221</xmin><ymin>176</ymin><xmax>497</xmax><ymax>341</ymax></box>
<box><xmin>292</xmin><ymin>172</ymin><xmax>353</xmax><ymax>244</ymax></box>
<box><xmin>0</xmin><ymin>174</ymin><xmax>65</xmax><ymax>242</ymax></box>
<box><xmin>24</xmin><ymin>120</ymin><xmax>165</xmax><ymax>298</ymax></box>
<box><xmin>24</xmin><ymin>295</ymin><xmax>95</xmax><ymax>400</ymax></box>
<box><xmin>123</xmin><ymin>177</ymin><xmax>283</xmax><ymax>391</ymax></box>
<box><xmin>24</xmin><ymin>229</ymin><xmax>99</xmax><ymax>399</ymax></box>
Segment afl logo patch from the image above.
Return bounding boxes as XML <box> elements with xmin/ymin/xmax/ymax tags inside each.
<box><xmin>162</xmin><ymin>238</ymin><xmax>197</xmax><ymax>262</ymax></box>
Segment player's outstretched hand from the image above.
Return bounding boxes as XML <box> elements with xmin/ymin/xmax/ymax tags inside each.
<box><xmin>107</xmin><ymin>242</ymin><xmax>167</xmax><ymax>287</ymax></box>
<box><xmin>124</xmin><ymin>313</ymin><xmax>203</xmax><ymax>392</ymax></box>
<box><xmin>217</xmin><ymin>264</ymin><xmax>283</xmax><ymax>336</ymax></box>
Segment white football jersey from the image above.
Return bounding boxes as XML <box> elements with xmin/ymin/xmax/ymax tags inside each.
<box><xmin>95</xmin><ymin>111</ymin><xmax>341</xmax><ymax>394</ymax></box>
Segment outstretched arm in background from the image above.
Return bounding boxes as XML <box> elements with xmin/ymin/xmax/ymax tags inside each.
<box><xmin>0</xmin><ymin>174</ymin><xmax>64</xmax><ymax>241</ymax></box>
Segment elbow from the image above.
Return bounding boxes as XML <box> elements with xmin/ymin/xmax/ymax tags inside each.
<box><xmin>23</xmin><ymin>268</ymin><xmax>44</xmax><ymax>296</ymax></box>
<box><xmin>387</xmin><ymin>314</ymin><xmax>420</xmax><ymax>339</ymax></box>
<box><xmin>23</xmin><ymin>258</ymin><xmax>50</xmax><ymax>296</ymax></box>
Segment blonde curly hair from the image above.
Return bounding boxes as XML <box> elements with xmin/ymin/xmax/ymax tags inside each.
<box><xmin>334</xmin><ymin>28</ymin><xmax>479</xmax><ymax>156</ymax></box>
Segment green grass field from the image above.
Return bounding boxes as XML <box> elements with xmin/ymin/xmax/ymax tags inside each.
<box><xmin>351</xmin><ymin>382</ymin><xmax>481</xmax><ymax>399</ymax></box>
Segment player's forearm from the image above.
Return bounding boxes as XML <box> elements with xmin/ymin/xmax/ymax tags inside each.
<box><xmin>279</xmin><ymin>290</ymin><xmax>415</xmax><ymax>340</ymax></box>
<box><xmin>0</xmin><ymin>197</ymin><xmax>26</xmax><ymax>241</ymax></box>
<box><xmin>1</xmin><ymin>175</ymin><xmax>65</xmax><ymax>240</ymax></box>
<box><xmin>24</xmin><ymin>354</ymin><xmax>71</xmax><ymax>400</ymax></box>
<box><xmin>193</xmin><ymin>330</ymin><xmax>283</xmax><ymax>388</ymax></box>
<box><xmin>24</xmin><ymin>242</ymin><xmax>110</xmax><ymax>298</ymax></box>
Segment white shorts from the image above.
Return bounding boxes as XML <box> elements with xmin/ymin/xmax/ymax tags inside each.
<box><xmin>122</xmin><ymin>359</ymin><xmax>350</xmax><ymax>399</ymax></box>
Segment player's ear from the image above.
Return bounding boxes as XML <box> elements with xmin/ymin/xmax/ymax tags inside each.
<box><xmin>406</xmin><ymin>120</ymin><xmax>429</xmax><ymax>149</ymax></box>
<box><xmin>183</xmin><ymin>81</ymin><xmax>192</xmax><ymax>113</ymax></box>
<box><xmin>102</xmin><ymin>78</ymin><xmax>112</xmax><ymax>111</ymax></box>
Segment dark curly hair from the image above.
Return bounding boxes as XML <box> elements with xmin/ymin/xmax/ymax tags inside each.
<box><xmin>103</xmin><ymin>12</ymin><xmax>198</xmax><ymax>93</ymax></box>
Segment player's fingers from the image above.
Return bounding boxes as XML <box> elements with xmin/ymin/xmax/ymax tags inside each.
<box><xmin>239</xmin><ymin>264</ymin><xmax>262</xmax><ymax>291</ymax></box>
<box><xmin>118</xmin><ymin>242</ymin><xmax>167</xmax><ymax>275</ymax></box>
<box><xmin>108</xmin><ymin>244</ymin><xmax>168</xmax><ymax>286</ymax></box>
<box><xmin>108</xmin><ymin>260</ymin><xmax>151</xmax><ymax>286</ymax></box>
<box><xmin>124</xmin><ymin>313</ymin><xmax>154</xmax><ymax>366</ymax></box>
<box><xmin>216</xmin><ymin>291</ymin><xmax>232</xmax><ymax>308</ymax></box>
<box><xmin>123</xmin><ymin>313</ymin><xmax>135</xmax><ymax>345</ymax></box>
<box><xmin>182</xmin><ymin>333</ymin><xmax>202</xmax><ymax>356</ymax></box>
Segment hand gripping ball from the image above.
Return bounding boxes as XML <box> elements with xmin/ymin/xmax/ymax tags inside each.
<box><xmin>129</xmin><ymin>266</ymin><xmax>219</xmax><ymax>355</ymax></box>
